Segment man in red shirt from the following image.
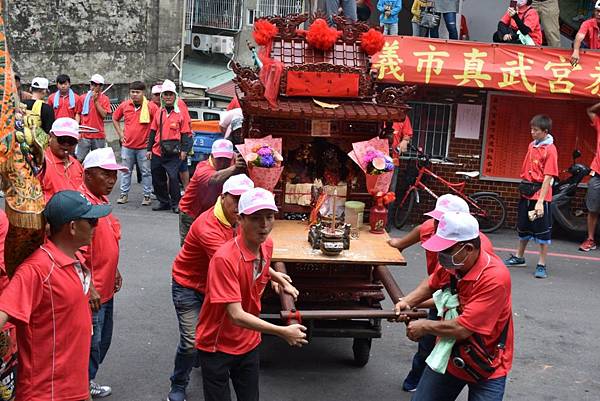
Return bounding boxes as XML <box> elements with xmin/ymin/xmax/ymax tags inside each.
<box><xmin>112</xmin><ymin>81</ymin><xmax>159</xmax><ymax>206</ymax></box>
<box><xmin>76</xmin><ymin>74</ymin><xmax>111</xmax><ymax>162</ymax></box>
<box><xmin>196</xmin><ymin>188</ymin><xmax>307</xmax><ymax>401</ymax></box>
<box><xmin>48</xmin><ymin>74</ymin><xmax>78</xmax><ymax>119</ymax></box>
<box><xmin>571</xmin><ymin>2</ymin><xmax>600</xmax><ymax>66</ymax></box>
<box><xmin>39</xmin><ymin>117</ymin><xmax>84</xmax><ymax>202</ymax></box>
<box><xmin>504</xmin><ymin>115</ymin><xmax>558</xmax><ymax>279</ymax></box>
<box><xmin>179</xmin><ymin>138</ymin><xmax>246</xmax><ymax>243</ymax></box>
<box><xmin>168</xmin><ymin>174</ymin><xmax>254</xmax><ymax>401</ymax></box>
<box><xmin>579</xmin><ymin>102</ymin><xmax>600</xmax><ymax>251</ymax></box>
<box><xmin>0</xmin><ymin>189</ymin><xmax>111</xmax><ymax>401</ymax></box>
<box><xmin>146</xmin><ymin>80</ymin><xmax>192</xmax><ymax>213</ymax></box>
<box><xmin>395</xmin><ymin>211</ymin><xmax>513</xmax><ymax>401</ymax></box>
<box><xmin>80</xmin><ymin>147</ymin><xmax>128</xmax><ymax>398</ymax></box>
<box><xmin>388</xmin><ymin>194</ymin><xmax>494</xmax><ymax>392</ymax></box>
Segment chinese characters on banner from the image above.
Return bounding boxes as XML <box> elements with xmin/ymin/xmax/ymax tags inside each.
<box><xmin>372</xmin><ymin>36</ymin><xmax>600</xmax><ymax>99</ymax></box>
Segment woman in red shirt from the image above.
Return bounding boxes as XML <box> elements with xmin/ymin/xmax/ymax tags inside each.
<box><xmin>493</xmin><ymin>0</ymin><xmax>542</xmax><ymax>46</ymax></box>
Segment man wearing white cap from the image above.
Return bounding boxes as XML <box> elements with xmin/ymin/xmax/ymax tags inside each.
<box><xmin>168</xmin><ymin>174</ymin><xmax>255</xmax><ymax>401</ymax></box>
<box><xmin>39</xmin><ymin>117</ymin><xmax>84</xmax><ymax>202</ymax></box>
<box><xmin>219</xmin><ymin>107</ymin><xmax>243</xmax><ymax>140</ymax></box>
<box><xmin>150</xmin><ymin>84</ymin><xmax>162</xmax><ymax>107</ymax></box>
<box><xmin>146</xmin><ymin>79</ymin><xmax>192</xmax><ymax>213</ymax></box>
<box><xmin>394</xmin><ymin>212</ymin><xmax>513</xmax><ymax>401</ymax></box>
<box><xmin>23</xmin><ymin>76</ymin><xmax>55</xmax><ymax>134</ymax></box>
<box><xmin>196</xmin><ymin>187</ymin><xmax>307</xmax><ymax>401</ymax></box>
<box><xmin>178</xmin><ymin>138</ymin><xmax>246</xmax><ymax>243</ymax></box>
<box><xmin>75</xmin><ymin>74</ymin><xmax>111</xmax><ymax>161</ymax></box>
<box><xmin>80</xmin><ymin>147</ymin><xmax>129</xmax><ymax>398</ymax></box>
<box><xmin>388</xmin><ymin>194</ymin><xmax>494</xmax><ymax>392</ymax></box>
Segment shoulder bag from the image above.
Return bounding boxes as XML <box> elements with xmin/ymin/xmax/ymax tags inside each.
<box><xmin>419</xmin><ymin>2</ymin><xmax>441</xmax><ymax>29</ymax></box>
<box><xmin>158</xmin><ymin>109</ymin><xmax>181</xmax><ymax>157</ymax></box>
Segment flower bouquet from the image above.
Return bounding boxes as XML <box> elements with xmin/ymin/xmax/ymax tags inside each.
<box><xmin>348</xmin><ymin>137</ymin><xmax>394</xmax><ymax>195</ymax></box>
<box><xmin>236</xmin><ymin>136</ymin><xmax>284</xmax><ymax>192</ymax></box>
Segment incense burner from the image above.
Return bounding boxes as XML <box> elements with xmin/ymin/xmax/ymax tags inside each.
<box><xmin>308</xmin><ymin>222</ymin><xmax>351</xmax><ymax>255</ymax></box>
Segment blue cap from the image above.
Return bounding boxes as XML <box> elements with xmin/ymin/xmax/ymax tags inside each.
<box><xmin>43</xmin><ymin>190</ymin><xmax>112</xmax><ymax>227</ymax></box>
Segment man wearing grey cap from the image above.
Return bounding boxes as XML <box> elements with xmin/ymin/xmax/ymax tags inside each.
<box><xmin>0</xmin><ymin>190</ymin><xmax>111</xmax><ymax>401</ymax></box>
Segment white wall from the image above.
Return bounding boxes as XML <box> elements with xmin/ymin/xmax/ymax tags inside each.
<box><xmin>460</xmin><ymin>0</ymin><xmax>506</xmax><ymax>42</ymax></box>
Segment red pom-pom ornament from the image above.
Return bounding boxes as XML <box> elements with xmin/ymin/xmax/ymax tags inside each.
<box><xmin>360</xmin><ymin>28</ymin><xmax>385</xmax><ymax>56</ymax></box>
<box><xmin>306</xmin><ymin>19</ymin><xmax>341</xmax><ymax>51</ymax></box>
<box><xmin>253</xmin><ymin>19</ymin><xmax>278</xmax><ymax>46</ymax></box>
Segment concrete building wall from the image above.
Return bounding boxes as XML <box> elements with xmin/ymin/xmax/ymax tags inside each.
<box><xmin>5</xmin><ymin>0</ymin><xmax>184</xmax><ymax>89</ymax></box>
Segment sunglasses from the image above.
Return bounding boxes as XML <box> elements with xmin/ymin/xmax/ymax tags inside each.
<box><xmin>56</xmin><ymin>136</ymin><xmax>78</xmax><ymax>146</ymax></box>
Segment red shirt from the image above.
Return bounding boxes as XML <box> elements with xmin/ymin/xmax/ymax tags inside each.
<box><xmin>149</xmin><ymin>108</ymin><xmax>192</xmax><ymax>157</ymax></box>
<box><xmin>0</xmin><ymin>210</ymin><xmax>8</xmax><ymax>291</ymax></box>
<box><xmin>80</xmin><ymin>184</ymin><xmax>121</xmax><ymax>303</ymax></box>
<box><xmin>392</xmin><ymin>116</ymin><xmax>413</xmax><ymax>160</ymax></box>
<box><xmin>196</xmin><ymin>236</ymin><xmax>273</xmax><ymax>355</ymax></box>
<box><xmin>40</xmin><ymin>147</ymin><xmax>84</xmax><ymax>202</ymax></box>
<box><xmin>0</xmin><ymin>241</ymin><xmax>92</xmax><ymax>401</ymax></box>
<box><xmin>112</xmin><ymin>100</ymin><xmax>159</xmax><ymax>149</ymax></box>
<box><xmin>578</xmin><ymin>18</ymin><xmax>600</xmax><ymax>49</ymax></box>
<box><xmin>500</xmin><ymin>6</ymin><xmax>542</xmax><ymax>45</ymax></box>
<box><xmin>172</xmin><ymin>206</ymin><xmax>235</xmax><ymax>293</ymax></box>
<box><xmin>590</xmin><ymin>116</ymin><xmax>600</xmax><ymax>175</ymax></box>
<box><xmin>76</xmin><ymin>92</ymin><xmax>111</xmax><ymax>139</ymax></box>
<box><xmin>47</xmin><ymin>91</ymin><xmax>79</xmax><ymax>119</ymax></box>
<box><xmin>178</xmin><ymin>99</ymin><xmax>192</xmax><ymax>132</ymax></box>
<box><xmin>520</xmin><ymin>140</ymin><xmax>559</xmax><ymax>202</ymax></box>
<box><xmin>429</xmin><ymin>251</ymin><xmax>514</xmax><ymax>383</ymax></box>
<box><xmin>179</xmin><ymin>160</ymin><xmax>221</xmax><ymax>218</ymax></box>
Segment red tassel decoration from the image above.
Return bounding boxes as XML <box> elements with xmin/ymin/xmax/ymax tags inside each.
<box><xmin>360</xmin><ymin>28</ymin><xmax>385</xmax><ymax>56</ymax></box>
<box><xmin>253</xmin><ymin>19</ymin><xmax>278</xmax><ymax>46</ymax></box>
<box><xmin>306</xmin><ymin>19</ymin><xmax>341</xmax><ymax>51</ymax></box>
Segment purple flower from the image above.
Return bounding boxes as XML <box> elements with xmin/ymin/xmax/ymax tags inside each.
<box><xmin>257</xmin><ymin>146</ymin><xmax>272</xmax><ymax>157</ymax></box>
<box><xmin>385</xmin><ymin>161</ymin><xmax>394</xmax><ymax>171</ymax></box>
<box><xmin>259</xmin><ymin>154</ymin><xmax>275</xmax><ymax>167</ymax></box>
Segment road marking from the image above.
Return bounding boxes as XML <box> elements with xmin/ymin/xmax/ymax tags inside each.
<box><xmin>494</xmin><ymin>247</ymin><xmax>600</xmax><ymax>262</ymax></box>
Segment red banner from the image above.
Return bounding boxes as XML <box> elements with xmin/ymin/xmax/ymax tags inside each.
<box><xmin>373</xmin><ymin>36</ymin><xmax>600</xmax><ymax>99</ymax></box>
<box><xmin>286</xmin><ymin>71</ymin><xmax>360</xmax><ymax>97</ymax></box>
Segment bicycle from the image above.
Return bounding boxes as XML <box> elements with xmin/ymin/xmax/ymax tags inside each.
<box><xmin>392</xmin><ymin>145</ymin><xmax>507</xmax><ymax>233</ymax></box>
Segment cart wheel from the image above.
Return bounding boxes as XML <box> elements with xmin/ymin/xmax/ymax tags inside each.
<box><xmin>352</xmin><ymin>338</ymin><xmax>372</xmax><ymax>367</ymax></box>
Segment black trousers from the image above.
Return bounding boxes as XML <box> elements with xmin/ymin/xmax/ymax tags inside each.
<box><xmin>198</xmin><ymin>347</ymin><xmax>260</xmax><ymax>401</ymax></box>
<box><xmin>151</xmin><ymin>154</ymin><xmax>181</xmax><ymax>207</ymax></box>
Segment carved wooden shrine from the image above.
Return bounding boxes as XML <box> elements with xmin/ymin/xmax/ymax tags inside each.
<box><xmin>234</xmin><ymin>14</ymin><xmax>420</xmax><ymax>365</ymax></box>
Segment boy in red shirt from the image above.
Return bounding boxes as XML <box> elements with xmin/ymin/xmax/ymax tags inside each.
<box><xmin>168</xmin><ymin>174</ymin><xmax>254</xmax><ymax>401</ymax></box>
<box><xmin>196</xmin><ymin>188</ymin><xmax>307</xmax><ymax>401</ymax></box>
<box><xmin>80</xmin><ymin>147</ymin><xmax>129</xmax><ymax>398</ymax></box>
<box><xmin>112</xmin><ymin>81</ymin><xmax>159</xmax><ymax>206</ymax></box>
<box><xmin>146</xmin><ymin>80</ymin><xmax>192</xmax><ymax>213</ymax></box>
<box><xmin>579</xmin><ymin>102</ymin><xmax>600</xmax><ymax>251</ymax></box>
<box><xmin>76</xmin><ymin>74</ymin><xmax>111</xmax><ymax>161</ymax></box>
<box><xmin>504</xmin><ymin>115</ymin><xmax>558</xmax><ymax>279</ymax></box>
<box><xmin>395</xmin><ymin>212</ymin><xmax>513</xmax><ymax>401</ymax></box>
<box><xmin>48</xmin><ymin>74</ymin><xmax>78</xmax><ymax>119</ymax></box>
<box><xmin>0</xmin><ymin>190</ymin><xmax>111</xmax><ymax>401</ymax></box>
<box><xmin>39</xmin><ymin>117</ymin><xmax>84</xmax><ymax>202</ymax></box>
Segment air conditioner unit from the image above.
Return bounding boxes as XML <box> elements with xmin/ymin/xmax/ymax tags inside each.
<box><xmin>191</xmin><ymin>33</ymin><xmax>211</xmax><ymax>51</ymax></box>
<box><xmin>211</xmin><ymin>35</ymin><xmax>235</xmax><ymax>55</ymax></box>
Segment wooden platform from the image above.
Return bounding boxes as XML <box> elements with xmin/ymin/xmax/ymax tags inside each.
<box><xmin>270</xmin><ymin>220</ymin><xmax>406</xmax><ymax>266</ymax></box>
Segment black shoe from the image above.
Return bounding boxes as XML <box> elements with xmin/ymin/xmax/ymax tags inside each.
<box><xmin>172</xmin><ymin>207</ymin><xmax>180</xmax><ymax>214</ymax></box>
<box><xmin>152</xmin><ymin>203</ymin><xmax>170</xmax><ymax>211</ymax></box>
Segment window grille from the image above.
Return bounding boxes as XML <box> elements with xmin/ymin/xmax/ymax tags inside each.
<box><xmin>404</xmin><ymin>102</ymin><xmax>453</xmax><ymax>159</ymax></box>
<box><xmin>257</xmin><ymin>0</ymin><xmax>304</xmax><ymax>16</ymax></box>
<box><xmin>192</xmin><ymin>0</ymin><xmax>243</xmax><ymax>31</ymax></box>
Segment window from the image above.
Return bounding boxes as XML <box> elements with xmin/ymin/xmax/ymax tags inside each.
<box><xmin>192</xmin><ymin>0</ymin><xmax>243</xmax><ymax>31</ymax></box>
<box><xmin>202</xmin><ymin>112</ymin><xmax>221</xmax><ymax>121</ymax></box>
<box><xmin>247</xmin><ymin>9</ymin><xmax>257</xmax><ymax>26</ymax></box>
<box><xmin>405</xmin><ymin>102</ymin><xmax>453</xmax><ymax>159</ymax></box>
<box><xmin>257</xmin><ymin>0</ymin><xmax>304</xmax><ymax>17</ymax></box>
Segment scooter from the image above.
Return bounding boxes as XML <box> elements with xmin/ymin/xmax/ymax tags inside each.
<box><xmin>551</xmin><ymin>150</ymin><xmax>600</xmax><ymax>239</ymax></box>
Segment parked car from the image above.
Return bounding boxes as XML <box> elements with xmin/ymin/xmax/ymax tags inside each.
<box><xmin>186</xmin><ymin>107</ymin><xmax>224</xmax><ymax>121</ymax></box>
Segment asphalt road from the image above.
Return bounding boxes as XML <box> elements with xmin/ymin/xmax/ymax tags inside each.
<box><xmin>78</xmin><ymin>186</ymin><xmax>600</xmax><ymax>401</ymax></box>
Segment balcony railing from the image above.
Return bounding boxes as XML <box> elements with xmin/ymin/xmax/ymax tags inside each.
<box><xmin>257</xmin><ymin>0</ymin><xmax>304</xmax><ymax>17</ymax></box>
<box><xmin>192</xmin><ymin>0</ymin><xmax>243</xmax><ymax>31</ymax></box>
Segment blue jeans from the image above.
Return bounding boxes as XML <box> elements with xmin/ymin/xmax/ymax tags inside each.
<box><xmin>89</xmin><ymin>298</ymin><xmax>114</xmax><ymax>380</ymax></box>
<box><xmin>120</xmin><ymin>146</ymin><xmax>152</xmax><ymax>196</ymax></box>
<box><xmin>76</xmin><ymin>138</ymin><xmax>106</xmax><ymax>162</ymax></box>
<box><xmin>170</xmin><ymin>280</ymin><xmax>204</xmax><ymax>388</ymax></box>
<box><xmin>430</xmin><ymin>12</ymin><xmax>458</xmax><ymax>40</ymax></box>
<box><xmin>381</xmin><ymin>23</ymin><xmax>399</xmax><ymax>36</ymax></box>
<box><xmin>412</xmin><ymin>367</ymin><xmax>507</xmax><ymax>401</ymax></box>
<box><xmin>403</xmin><ymin>308</ymin><xmax>439</xmax><ymax>389</ymax></box>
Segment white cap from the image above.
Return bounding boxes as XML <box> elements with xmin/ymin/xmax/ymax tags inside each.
<box><xmin>222</xmin><ymin>174</ymin><xmax>254</xmax><ymax>196</ymax></box>
<box><xmin>83</xmin><ymin>147</ymin><xmax>129</xmax><ymax>172</ymax></box>
<box><xmin>596</xmin><ymin>0</ymin><xmax>600</xmax><ymax>10</ymax></box>
<box><xmin>90</xmin><ymin>74</ymin><xmax>105</xmax><ymax>85</ymax></box>
<box><xmin>31</xmin><ymin>77</ymin><xmax>49</xmax><ymax>90</ymax></box>
<box><xmin>424</xmin><ymin>194</ymin><xmax>469</xmax><ymax>220</ymax></box>
<box><xmin>238</xmin><ymin>187</ymin><xmax>278</xmax><ymax>215</ymax></box>
<box><xmin>422</xmin><ymin>211</ymin><xmax>479</xmax><ymax>252</ymax></box>
<box><xmin>161</xmin><ymin>79</ymin><xmax>176</xmax><ymax>93</ymax></box>
<box><xmin>151</xmin><ymin>85</ymin><xmax>162</xmax><ymax>95</ymax></box>
<box><xmin>211</xmin><ymin>139</ymin><xmax>234</xmax><ymax>158</ymax></box>
<box><xmin>50</xmin><ymin>117</ymin><xmax>80</xmax><ymax>140</ymax></box>
<box><xmin>231</xmin><ymin>117</ymin><xmax>244</xmax><ymax>132</ymax></box>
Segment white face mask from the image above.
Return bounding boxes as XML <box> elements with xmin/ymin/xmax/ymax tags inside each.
<box><xmin>516</xmin><ymin>0</ymin><xmax>527</xmax><ymax>6</ymax></box>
